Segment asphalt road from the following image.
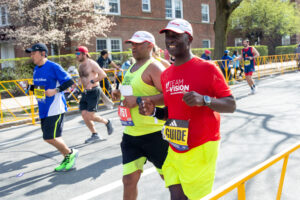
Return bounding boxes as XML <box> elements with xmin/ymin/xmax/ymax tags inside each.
<box><xmin>1</xmin><ymin>72</ymin><xmax>300</xmax><ymax>200</ymax></box>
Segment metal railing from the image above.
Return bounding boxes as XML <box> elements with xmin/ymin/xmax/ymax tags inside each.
<box><xmin>1</xmin><ymin>54</ymin><xmax>299</xmax><ymax>125</ymax></box>
<box><xmin>215</xmin><ymin>53</ymin><xmax>300</xmax><ymax>83</ymax></box>
<box><xmin>201</xmin><ymin>141</ymin><xmax>300</xmax><ymax>200</ymax></box>
<box><xmin>0</xmin><ymin>70</ymin><xmax>124</xmax><ymax>124</ymax></box>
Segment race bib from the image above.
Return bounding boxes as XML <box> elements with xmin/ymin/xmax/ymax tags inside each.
<box><xmin>118</xmin><ymin>106</ymin><xmax>134</xmax><ymax>126</ymax></box>
<box><xmin>34</xmin><ymin>86</ymin><xmax>45</xmax><ymax>100</ymax></box>
<box><xmin>162</xmin><ymin>119</ymin><xmax>189</xmax><ymax>151</ymax></box>
<box><xmin>244</xmin><ymin>59</ymin><xmax>251</xmax><ymax>66</ymax></box>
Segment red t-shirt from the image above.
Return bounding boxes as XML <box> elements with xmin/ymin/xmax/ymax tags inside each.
<box><xmin>161</xmin><ymin>57</ymin><xmax>232</xmax><ymax>153</ymax></box>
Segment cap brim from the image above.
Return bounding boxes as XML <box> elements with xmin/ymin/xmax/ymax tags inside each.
<box><xmin>159</xmin><ymin>28</ymin><xmax>185</xmax><ymax>34</ymax></box>
<box><xmin>25</xmin><ymin>48</ymin><xmax>33</xmax><ymax>53</ymax></box>
<box><xmin>125</xmin><ymin>39</ymin><xmax>154</xmax><ymax>45</ymax></box>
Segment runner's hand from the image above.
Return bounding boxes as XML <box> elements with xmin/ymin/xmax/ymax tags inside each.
<box><xmin>123</xmin><ymin>96</ymin><xmax>137</xmax><ymax>108</ymax></box>
<box><xmin>139</xmin><ymin>98</ymin><xmax>155</xmax><ymax>116</ymax></box>
<box><xmin>111</xmin><ymin>90</ymin><xmax>121</xmax><ymax>101</ymax></box>
<box><xmin>45</xmin><ymin>89</ymin><xmax>57</xmax><ymax>97</ymax></box>
<box><xmin>182</xmin><ymin>91</ymin><xmax>204</xmax><ymax>107</ymax></box>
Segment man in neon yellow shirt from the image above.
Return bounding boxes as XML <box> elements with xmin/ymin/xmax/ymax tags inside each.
<box><xmin>112</xmin><ymin>31</ymin><xmax>169</xmax><ymax>200</ymax></box>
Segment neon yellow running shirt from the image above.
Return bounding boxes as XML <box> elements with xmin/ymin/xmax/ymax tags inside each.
<box><xmin>122</xmin><ymin>59</ymin><xmax>165</xmax><ymax>136</ymax></box>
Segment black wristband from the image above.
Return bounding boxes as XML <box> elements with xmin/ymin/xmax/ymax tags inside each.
<box><xmin>154</xmin><ymin>107</ymin><xmax>168</xmax><ymax>120</ymax></box>
<box><xmin>90</xmin><ymin>80</ymin><xmax>95</xmax><ymax>84</ymax></box>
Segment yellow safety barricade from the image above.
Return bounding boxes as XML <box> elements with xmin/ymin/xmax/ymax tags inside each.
<box><xmin>201</xmin><ymin>142</ymin><xmax>300</xmax><ymax>200</ymax></box>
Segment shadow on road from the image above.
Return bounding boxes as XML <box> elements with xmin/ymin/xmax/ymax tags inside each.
<box><xmin>0</xmin><ymin>155</ymin><xmax>122</xmax><ymax>198</ymax></box>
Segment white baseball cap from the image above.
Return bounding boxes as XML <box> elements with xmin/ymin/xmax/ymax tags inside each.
<box><xmin>125</xmin><ymin>31</ymin><xmax>155</xmax><ymax>45</ymax></box>
<box><xmin>159</xmin><ymin>19</ymin><xmax>193</xmax><ymax>37</ymax></box>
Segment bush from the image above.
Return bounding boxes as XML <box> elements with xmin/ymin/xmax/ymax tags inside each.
<box><xmin>226</xmin><ymin>45</ymin><xmax>268</xmax><ymax>57</ymax></box>
<box><xmin>192</xmin><ymin>48</ymin><xmax>214</xmax><ymax>58</ymax></box>
<box><xmin>275</xmin><ymin>45</ymin><xmax>298</xmax><ymax>55</ymax></box>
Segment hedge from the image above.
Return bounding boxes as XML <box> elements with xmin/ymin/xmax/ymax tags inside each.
<box><xmin>0</xmin><ymin>45</ymin><xmax>271</xmax><ymax>81</ymax></box>
<box><xmin>275</xmin><ymin>44</ymin><xmax>298</xmax><ymax>55</ymax></box>
<box><xmin>225</xmin><ymin>45</ymin><xmax>268</xmax><ymax>57</ymax></box>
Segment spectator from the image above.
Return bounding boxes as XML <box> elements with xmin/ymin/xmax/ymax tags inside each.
<box><xmin>96</xmin><ymin>50</ymin><xmax>122</xmax><ymax>95</ymax></box>
<box><xmin>221</xmin><ymin>50</ymin><xmax>233</xmax><ymax>81</ymax></box>
<box><xmin>116</xmin><ymin>57</ymin><xmax>135</xmax><ymax>89</ymax></box>
<box><xmin>152</xmin><ymin>45</ymin><xmax>171</xmax><ymax>68</ymax></box>
<box><xmin>232</xmin><ymin>50</ymin><xmax>243</xmax><ymax>79</ymax></box>
<box><xmin>295</xmin><ymin>43</ymin><xmax>300</xmax><ymax>70</ymax></box>
<box><xmin>201</xmin><ymin>49</ymin><xmax>212</xmax><ymax>60</ymax></box>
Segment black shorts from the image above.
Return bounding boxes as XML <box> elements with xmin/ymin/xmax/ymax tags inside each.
<box><xmin>121</xmin><ymin>131</ymin><xmax>169</xmax><ymax>170</ymax></box>
<box><xmin>41</xmin><ymin>114</ymin><xmax>64</xmax><ymax>140</ymax></box>
<box><xmin>79</xmin><ymin>87</ymin><xmax>101</xmax><ymax>112</ymax></box>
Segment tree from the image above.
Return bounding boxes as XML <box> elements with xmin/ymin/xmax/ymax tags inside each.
<box><xmin>230</xmin><ymin>0</ymin><xmax>300</xmax><ymax>54</ymax></box>
<box><xmin>213</xmin><ymin>0</ymin><xmax>243</xmax><ymax>59</ymax></box>
<box><xmin>1</xmin><ymin>0</ymin><xmax>115</xmax><ymax>55</ymax></box>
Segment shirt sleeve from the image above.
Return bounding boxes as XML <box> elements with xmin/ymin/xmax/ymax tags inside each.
<box><xmin>54</xmin><ymin>64</ymin><xmax>72</xmax><ymax>85</ymax></box>
<box><xmin>107</xmin><ymin>58</ymin><xmax>112</xmax><ymax>65</ymax></box>
<box><xmin>210</xmin><ymin>63</ymin><xmax>232</xmax><ymax>98</ymax></box>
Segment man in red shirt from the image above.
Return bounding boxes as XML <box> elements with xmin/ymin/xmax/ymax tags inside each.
<box><xmin>139</xmin><ymin>19</ymin><xmax>236</xmax><ymax>200</ymax></box>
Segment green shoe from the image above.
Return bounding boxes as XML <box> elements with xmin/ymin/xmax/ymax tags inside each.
<box><xmin>65</xmin><ymin>149</ymin><xmax>79</xmax><ymax>171</ymax></box>
<box><xmin>54</xmin><ymin>157</ymin><xmax>68</xmax><ymax>172</ymax></box>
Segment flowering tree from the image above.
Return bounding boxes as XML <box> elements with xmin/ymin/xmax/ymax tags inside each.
<box><xmin>1</xmin><ymin>0</ymin><xmax>115</xmax><ymax>54</ymax></box>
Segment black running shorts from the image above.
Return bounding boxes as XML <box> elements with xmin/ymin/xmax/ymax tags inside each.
<box><xmin>79</xmin><ymin>86</ymin><xmax>101</xmax><ymax>112</ymax></box>
<box><xmin>41</xmin><ymin>114</ymin><xmax>64</xmax><ymax>140</ymax></box>
<box><xmin>121</xmin><ymin>131</ymin><xmax>169</xmax><ymax>175</ymax></box>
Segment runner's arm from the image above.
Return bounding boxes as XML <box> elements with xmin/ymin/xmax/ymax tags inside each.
<box><xmin>91</xmin><ymin>60</ymin><xmax>107</xmax><ymax>82</ymax></box>
<box><xmin>252</xmin><ymin>47</ymin><xmax>260</xmax><ymax>59</ymax></box>
<box><xmin>182</xmin><ymin>91</ymin><xmax>236</xmax><ymax>113</ymax></box>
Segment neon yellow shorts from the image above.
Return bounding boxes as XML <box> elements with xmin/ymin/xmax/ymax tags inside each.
<box><xmin>162</xmin><ymin>141</ymin><xmax>220</xmax><ymax>200</ymax></box>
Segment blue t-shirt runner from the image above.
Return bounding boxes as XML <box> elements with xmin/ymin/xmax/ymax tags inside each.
<box><xmin>33</xmin><ymin>60</ymin><xmax>72</xmax><ymax>119</ymax></box>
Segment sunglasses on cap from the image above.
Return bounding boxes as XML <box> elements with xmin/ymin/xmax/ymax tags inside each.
<box><xmin>75</xmin><ymin>52</ymin><xmax>81</xmax><ymax>56</ymax></box>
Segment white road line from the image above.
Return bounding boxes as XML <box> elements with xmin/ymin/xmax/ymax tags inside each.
<box><xmin>71</xmin><ymin>167</ymin><xmax>156</xmax><ymax>200</ymax></box>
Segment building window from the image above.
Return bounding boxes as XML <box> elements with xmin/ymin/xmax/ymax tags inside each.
<box><xmin>165</xmin><ymin>0</ymin><xmax>182</xmax><ymax>19</ymax></box>
<box><xmin>0</xmin><ymin>6</ymin><xmax>8</xmax><ymax>26</ymax></box>
<box><xmin>281</xmin><ymin>35</ymin><xmax>290</xmax><ymax>46</ymax></box>
<box><xmin>96</xmin><ymin>38</ymin><xmax>122</xmax><ymax>60</ymax></box>
<box><xmin>202</xmin><ymin>40</ymin><xmax>210</xmax><ymax>48</ymax></box>
<box><xmin>235</xmin><ymin>38</ymin><xmax>243</xmax><ymax>47</ymax></box>
<box><xmin>201</xmin><ymin>4</ymin><xmax>209</xmax><ymax>23</ymax></box>
<box><xmin>94</xmin><ymin>0</ymin><xmax>120</xmax><ymax>15</ymax></box>
<box><xmin>142</xmin><ymin>0</ymin><xmax>151</xmax><ymax>12</ymax></box>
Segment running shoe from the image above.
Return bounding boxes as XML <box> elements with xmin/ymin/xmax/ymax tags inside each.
<box><xmin>85</xmin><ymin>134</ymin><xmax>101</xmax><ymax>144</ymax></box>
<box><xmin>64</xmin><ymin>149</ymin><xmax>79</xmax><ymax>171</ymax></box>
<box><xmin>106</xmin><ymin>120</ymin><xmax>114</xmax><ymax>135</ymax></box>
<box><xmin>54</xmin><ymin>157</ymin><xmax>68</xmax><ymax>172</ymax></box>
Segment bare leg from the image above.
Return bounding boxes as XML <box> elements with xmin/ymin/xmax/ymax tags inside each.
<box><xmin>45</xmin><ymin>137</ymin><xmax>71</xmax><ymax>156</ymax></box>
<box><xmin>123</xmin><ymin>170</ymin><xmax>142</xmax><ymax>200</ymax></box>
<box><xmin>169</xmin><ymin>184</ymin><xmax>188</xmax><ymax>200</ymax></box>
<box><xmin>81</xmin><ymin>110</ymin><xmax>97</xmax><ymax>133</ymax></box>
<box><xmin>246</xmin><ymin>75</ymin><xmax>254</xmax><ymax>87</ymax></box>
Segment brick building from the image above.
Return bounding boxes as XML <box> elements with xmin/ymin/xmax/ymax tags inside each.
<box><xmin>0</xmin><ymin>0</ymin><xmax>216</xmax><ymax>63</ymax></box>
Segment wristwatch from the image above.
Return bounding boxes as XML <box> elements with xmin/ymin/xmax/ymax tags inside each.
<box><xmin>90</xmin><ymin>80</ymin><xmax>95</xmax><ymax>84</ymax></box>
<box><xmin>203</xmin><ymin>96</ymin><xmax>212</xmax><ymax>106</ymax></box>
<box><xmin>136</xmin><ymin>96</ymin><xmax>142</xmax><ymax>105</ymax></box>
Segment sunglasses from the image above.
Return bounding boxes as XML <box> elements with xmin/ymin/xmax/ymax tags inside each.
<box><xmin>75</xmin><ymin>52</ymin><xmax>81</xmax><ymax>56</ymax></box>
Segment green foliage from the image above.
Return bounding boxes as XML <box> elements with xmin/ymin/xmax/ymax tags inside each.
<box><xmin>230</xmin><ymin>0</ymin><xmax>300</xmax><ymax>39</ymax></box>
<box><xmin>275</xmin><ymin>44</ymin><xmax>298</xmax><ymax>55</ymax></box>
<box><xmin>192</xmin><ymin>48</ymin><xmax>214</xmax><ymax>58</ymax></box>
<box><xmin>0</xmin><ymin>47</ymin><xmax>270</xmax><ymax>81</ymax></box>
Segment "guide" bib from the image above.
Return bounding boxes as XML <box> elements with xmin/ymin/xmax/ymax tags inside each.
<box><xmin>162</xmin><ymin>119</ymin><xmax>189</xmax><ymax>151</ymax></box>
